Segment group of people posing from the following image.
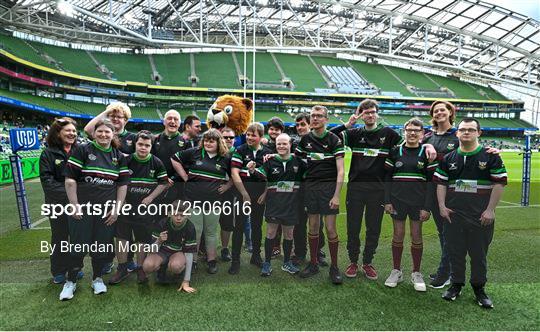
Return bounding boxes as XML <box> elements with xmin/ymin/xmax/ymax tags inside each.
<box><xmin>39</xmin><ymin>98</ymin><xmax>506</xmax><ymax>309</ymax></box>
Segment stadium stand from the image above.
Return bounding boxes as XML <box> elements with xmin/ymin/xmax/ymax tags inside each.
<box><xmin>273</xmin><ymin>53</ymin><xmax>328</xmax><ymax>92</ymax></box>
<box><xmin>92</xmin><ymin>52</ymin><xmax>154</xmax><ymax>83</ymax></box>
<box><xmin>28</xmin><ymin>42</ymin><xmax>105</xmax><ymax>78</ymax></box>
<box><xmin>0</xmin><ymin>34</ymin><xmax>509</xmax><ymax>101</ymax></box>
<box><xmin>194</xmin><ymin>53</ymin><xmax>239</xmax><ymax>88</ymax></box>
<box><xmin>153</xmin><ymin>53</ymin><xmax>191</xmax><ymax>86</ymax></box>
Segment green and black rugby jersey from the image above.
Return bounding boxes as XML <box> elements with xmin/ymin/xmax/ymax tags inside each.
<box><xmin>125</xmin><ymin>153</ymin><xmax>168</xmax><ymax>206</ymax></box>
<box><xmin>422</xmin><ymin>128</ymin><xmax>459</xmax><ymax>162</ymax></box>
<box><xmin>172</xmin><ymin>147</ymin><xmax>231</xmax><ymax>201</ymax></box>
<box><xmin>332</xmin><ymin>123</ymin><xmax>402</xmax><ymax>188</ymax></box>
<box><xmin>65</xmin><ymin>141</ymin><xmax>129</xmax><ymax>203</ymax></box>
<box><xmin>177</xmin><ymin>134</ymin><xmax>200</xmax><ymax>151</ymax></box>
<box><xmin>434</xmin><ymin>146</ymin><xmax>507</xmax><ymax>219</ymax></box>
<box><xmin>253</xmin><ymin>155</ymin><xmax>306</xmax><ymax>222</ymax></box>
<box><xmin>152</xmin><ymin>217</ymin><xmax>197</xmax><ymax>254</ymax></box>
<box><xmin>231</xmin><ymin>143</ymin><xmax>273</xmax><ymax>182</ymax></box>
<box><xmin>117</xmin><ymin>129</ymin><xmax>137</xmax><ymax>155</ymax></box>
<box><xmin>151</xmin><ymin>132</ymin><xmax>184</xmax><ymax>177</ymax></box>
<box><xmin>295</xmin><ymin>130</ymin><xmax>345</xmax><ymax>182</ymax></box>
<box><xmin>384</xmin><ymin>145</ymin><xmax>438</xmax><ymax>209</ymax></box>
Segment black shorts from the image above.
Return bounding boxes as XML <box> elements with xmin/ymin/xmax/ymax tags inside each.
<box><xmin>266</xmin><ymin>216</ymin><xmax>297</xmax><ymax>226</ymax></box>
<box><xmin>390</xmin><ymin>200</ymin><xmax>423</xmax><ymax>221</ymax></box>
<box><xmin>219</xmin><ymin>194</ymin><xmax>237</xmax><ymax>232</ymax></box>
<box><xmin>304</xmin><ymin>182</ymin><xmax>339</xmax><ymax>215</ymax></box>
<box><xmin>156</xmin><ymin>249</ymin><xmax>184</xmax><ymax>262</ymax></box>
<box><xmin>116</xmin><ymin>221</ymin><xmax>152</xmax><ymax>244</ymax></box>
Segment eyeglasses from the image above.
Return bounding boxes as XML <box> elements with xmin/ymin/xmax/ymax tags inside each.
<box><xmin>458</xmin><ymin>128</ymin><xmax>478</xmax><ymax>133</ymax></box>
<box><xmin>223</xmin><ymin>136</ymin><xmax>235</xmax><ymax>140</ymax></box>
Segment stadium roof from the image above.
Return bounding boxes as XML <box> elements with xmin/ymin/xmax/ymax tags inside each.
<box><xmin>1</xmin><ymin>0</ymin><xmax>539</xmax><ymax>88</ymax></box>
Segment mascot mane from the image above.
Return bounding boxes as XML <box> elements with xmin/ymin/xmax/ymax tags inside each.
<box><xmin>206</xmin><ymin>95</ymin><xmax>253</xmax><ymax>136</ymax></box>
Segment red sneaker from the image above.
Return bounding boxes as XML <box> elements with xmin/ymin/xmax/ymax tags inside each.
<box><xmin>362</xmin><ymin>264</ymin><xmax>378</xmax><ymax>280</ymax></box>
<box><xmin>345</xmin><ymin>263</ymin><xmax>358</xmax><ymax>278</ymax></box>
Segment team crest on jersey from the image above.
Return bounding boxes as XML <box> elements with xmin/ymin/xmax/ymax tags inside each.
<box><xmin>322</xmin><ymin>144</ymin><xmax>328</xmax><ymax>149</ymax></box>
<box><xmin>379</xmin><ymin>137</ymin><xmax>386</xmax><ymax>144</ymax></box>
<box><xmin>447</xmin><ymin>143</ymin><xmax>455</xmax><ymax>150</ymax></box>
<box><xmin>449</xmin><ymin>162</ymin><xmax>458</xmax><ymax>170</ymax></box>
<box><xmin>417</xmin><ymin>161</ymin><xmax>425</xmax><ymax>169</ymax></box>
<box><xmin>395</xmin><ymin>161</ymin><xmax>403</xmax><ymax>168</ymax></box>
<box><xmin>126</xmin><ymin>140</ymin><xmax>133</xmax><ymax>146</ymax></box>
<box><xmin>306</xmin><ymin>143</ymin><xmax>312</xmax><ymax>149</ymax></box>
<box><xmin>360</xmin><ymin>137</ymin><xmax>366</xmax><ymax>144</ymax></box>
<box><xmin>149</xmin><ymin>169</ymin><xmax>155</xmax><ymax>177</ymax></box>
<box><xmin>129</xmin><ymin>169</ymin><xmax>134</xmax><ymax>175</ymax></box>
<box><xmin>112</xmin><ymin>157</ymin><xmax>118</xmax><ymax>166</ymax></box>
<box><xmin>478</xmin><ymin>161</ymin><xmax>487</xmax><ymax>170</ymax></box>
<box><xmin>88</xmin><ymin>154</ymin><xmax>97</xmax><ymax>161</ymax></box>
<box><xmin>272</xmin><ymin>168</ymin><xmax>280</xmax><ymax>174</ymax></box>
<box><xmin>293</xmin><ymin>166</ymin><xmax>298</xmax><ymax>173</ymax></box>
<box><xmin>55</xmin><ymin>159</ymin><xmax>62</xmax><ymax>165</ymax></box>
<box><xmin>196</xmin><ymin>160</ymin><xmax>203</xmax><ymax>166</ymax></box>
<box><xmin>215</xmin><ymin>164</ymin><xmax>222</xmax><ymax>171</ymax></box>
<box><xmin>178</xmin><ymin>141</ymin><xmax>185</xmax><ymax>147</ymax></box>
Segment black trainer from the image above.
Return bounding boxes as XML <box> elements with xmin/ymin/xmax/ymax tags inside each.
<box><xmin>299</xmin><ymin>262</ymin><xmax>319</xmax><ymax>278</ymax></box>
<box><xmin>473</xmin><ymin>287</ymin><xmax>494</xmax><ymax>309</ymax></box>
<box><xmin>329</xmin><ymin>266</ymin><xmax>343</xmax><ymax>285</ymax></box>
<box><xmin>442</xmin><ymin>284</ymin><xmax>463</xmax><ymax>301</ymax></box>
<box><xmin>207</xmin><ymin>260</ymin><xmax>218</xmax><ymax>274</ymax></box>
<box><xmin>250</xmin><ymin>254</ymin><xmax>263</xmax><ymax>268</ymax></box>
<box><xmin>430</xmin><ymin>274</ymin><xmax>451</xmax><ymax>289</ymax></box>
<box><xmin>429</xmin><ymin>272</ymin><xmax>437</xmax><ymax>281</ymax></box>
<box><xmin>228</xmin><ymin>261</ymin><xmax>240</xmax><ymax>275</ymax></box>
<box><xmin>108</xmin><ymin>268</ymin><xmax>129</xmax><ymax>285</ymax></box>
<box><xmin>221</xmin><ymin>248</ymin><xmax>232</xmax><ymax>262</ymax></box>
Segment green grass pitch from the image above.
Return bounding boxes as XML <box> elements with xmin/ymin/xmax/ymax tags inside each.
<box><xmin>0</xmin><ymin>152</ymin><xmax>538</xmax><ymax>330</ymax></box>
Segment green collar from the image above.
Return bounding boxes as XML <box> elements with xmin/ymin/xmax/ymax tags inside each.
<box><xmin>364</xmin><ymin>123</ymin><xmax>383</xmax><ymax>132</ymax></box>
<box><xmin>275</xmin><ymin>155</ymin><xmax>292</xmax><ymax>162</ymax></box>
<box><xmin>133</xmin><ymin>153</ymin><xmax>151</xmax><ymax>163</ymax></box>
<box><xmin>118</xmin><ymin>129</ymin><xmax>129</xmax><ymax>137</ymax></box>
<box><xmin>248</xmin><ymin>144</ymin><xmax>262</xmax><ymax>152</ymax></box>
<box><xmin>92</xmin><ymin>140</ymin><xmax>112</xmax><ymax>153</ymax></box>
<box><xmin>163</xmin><ymin>131</ymin><xmax>180</xmax><ymax>139</ymax></box>
<box><xmin>311</xmin><ymin>129</ymin><xmax>328</xmax><ymax>139</ymax></box>
<box><xmin>168</xmin><ymin>217</ymin><xmax>187</xmax><ymax>231</ymax></box>
<box><xmin>201</xmin><ymin>148</ymin><xmax>220</xmax><ymax>160</ymax></box>
<box><xmin>457</xmin><ymin>145</ymin><xmax>482</xmax><ymax>156</ymax></box>
<box><xmin>228</xmin><ymin>146</ymin><xmax>235</xmax><ymax>153</ymax></box>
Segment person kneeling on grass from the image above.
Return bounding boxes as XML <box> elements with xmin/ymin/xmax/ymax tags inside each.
<box><xmin>383</xmin><ymin>118</ymin><xmax>438</xmax><ymax>292</ymax></box>
<box><xmin>142</xmin><ymin>200</ymin><xmax>197</xmax><ymax>293</ymax></box>
<box><xmin>247</xmin><ymin>133</ymin><xmax>306</xmax><ymax>276</ymax></box>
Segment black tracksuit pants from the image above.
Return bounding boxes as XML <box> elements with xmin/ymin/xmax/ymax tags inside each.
<box><xmin>346</xmin><ymin>188</ymin><xmax>385</xmax><ymax>265</ymax></box>
<box><xmin>444</xmin><ymin>212</ymin><xmax>494</xmax><ymax>287</ymax></box>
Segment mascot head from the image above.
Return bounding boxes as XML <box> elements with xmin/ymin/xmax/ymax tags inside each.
<box><xmin>207</xmin><ymin>95</ymin><xmax>253</xmax><ymax>136</ymax></box>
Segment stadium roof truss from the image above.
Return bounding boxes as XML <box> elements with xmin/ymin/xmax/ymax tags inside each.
<box><xmin>1</xmin><ymin>0</ymin><xmax>539</xmax><ymax>89</ymax></box>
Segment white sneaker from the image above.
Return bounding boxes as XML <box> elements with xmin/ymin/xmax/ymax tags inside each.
<box><xmin>384</xmin><ymin>269</ymin><xmax>403</xmax><ymax>288</ymax></box>
<box><xmin>91</xmin><ymin>278</ymin><xmax>107</xmax><ymax>295</ymax></box>
<box><xmin>59</xmin><ymin>281</ymin><xmax>76</xmax><ymax>301</ymax></box>
<box><xmin>411</xmin><ymin>272</ymin><xmax>427</xmax><ymax>292</ymax></box>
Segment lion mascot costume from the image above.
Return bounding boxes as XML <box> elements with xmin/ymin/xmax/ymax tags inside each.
<box><xmin>206</xmin><ymin>95</ymin><xmax>253</xmax><ymax>146</ymax></box>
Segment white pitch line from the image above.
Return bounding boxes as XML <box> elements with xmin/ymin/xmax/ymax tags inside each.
<box><xmin>30</xmin><ymin>217</ymin><xmax>48</xmax><ymax>228</ymax></box>
<box><xmin>497</xmin><ymin>204</ymin><xmax>540</xmax><ymax>209</ymax></box>
<box><xmin>30</xmin><ymin>226</ymin><xmax>51</xmax><ymax>230</ymax></box>
<box><xmin>501</xmin><ymin>200</ymin><xmax>521</xmax><ymax>206</ymax></box>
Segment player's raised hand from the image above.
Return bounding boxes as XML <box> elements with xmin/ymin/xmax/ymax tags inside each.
<box><xmin>263</xmin><ymin>154</ymin><xmax>276</xmax><ymax>163</ymax></box>
<box><xmin>346</xmin><ymin>114</ymin><xmax>360</xmax><ymax>128</ymax></box>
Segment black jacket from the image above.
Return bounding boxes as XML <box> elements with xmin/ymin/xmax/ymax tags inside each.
<box><xmin>39</xmin><ymin>146</ymin><xmax>73</xmax><ymax>204</ymax></box>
